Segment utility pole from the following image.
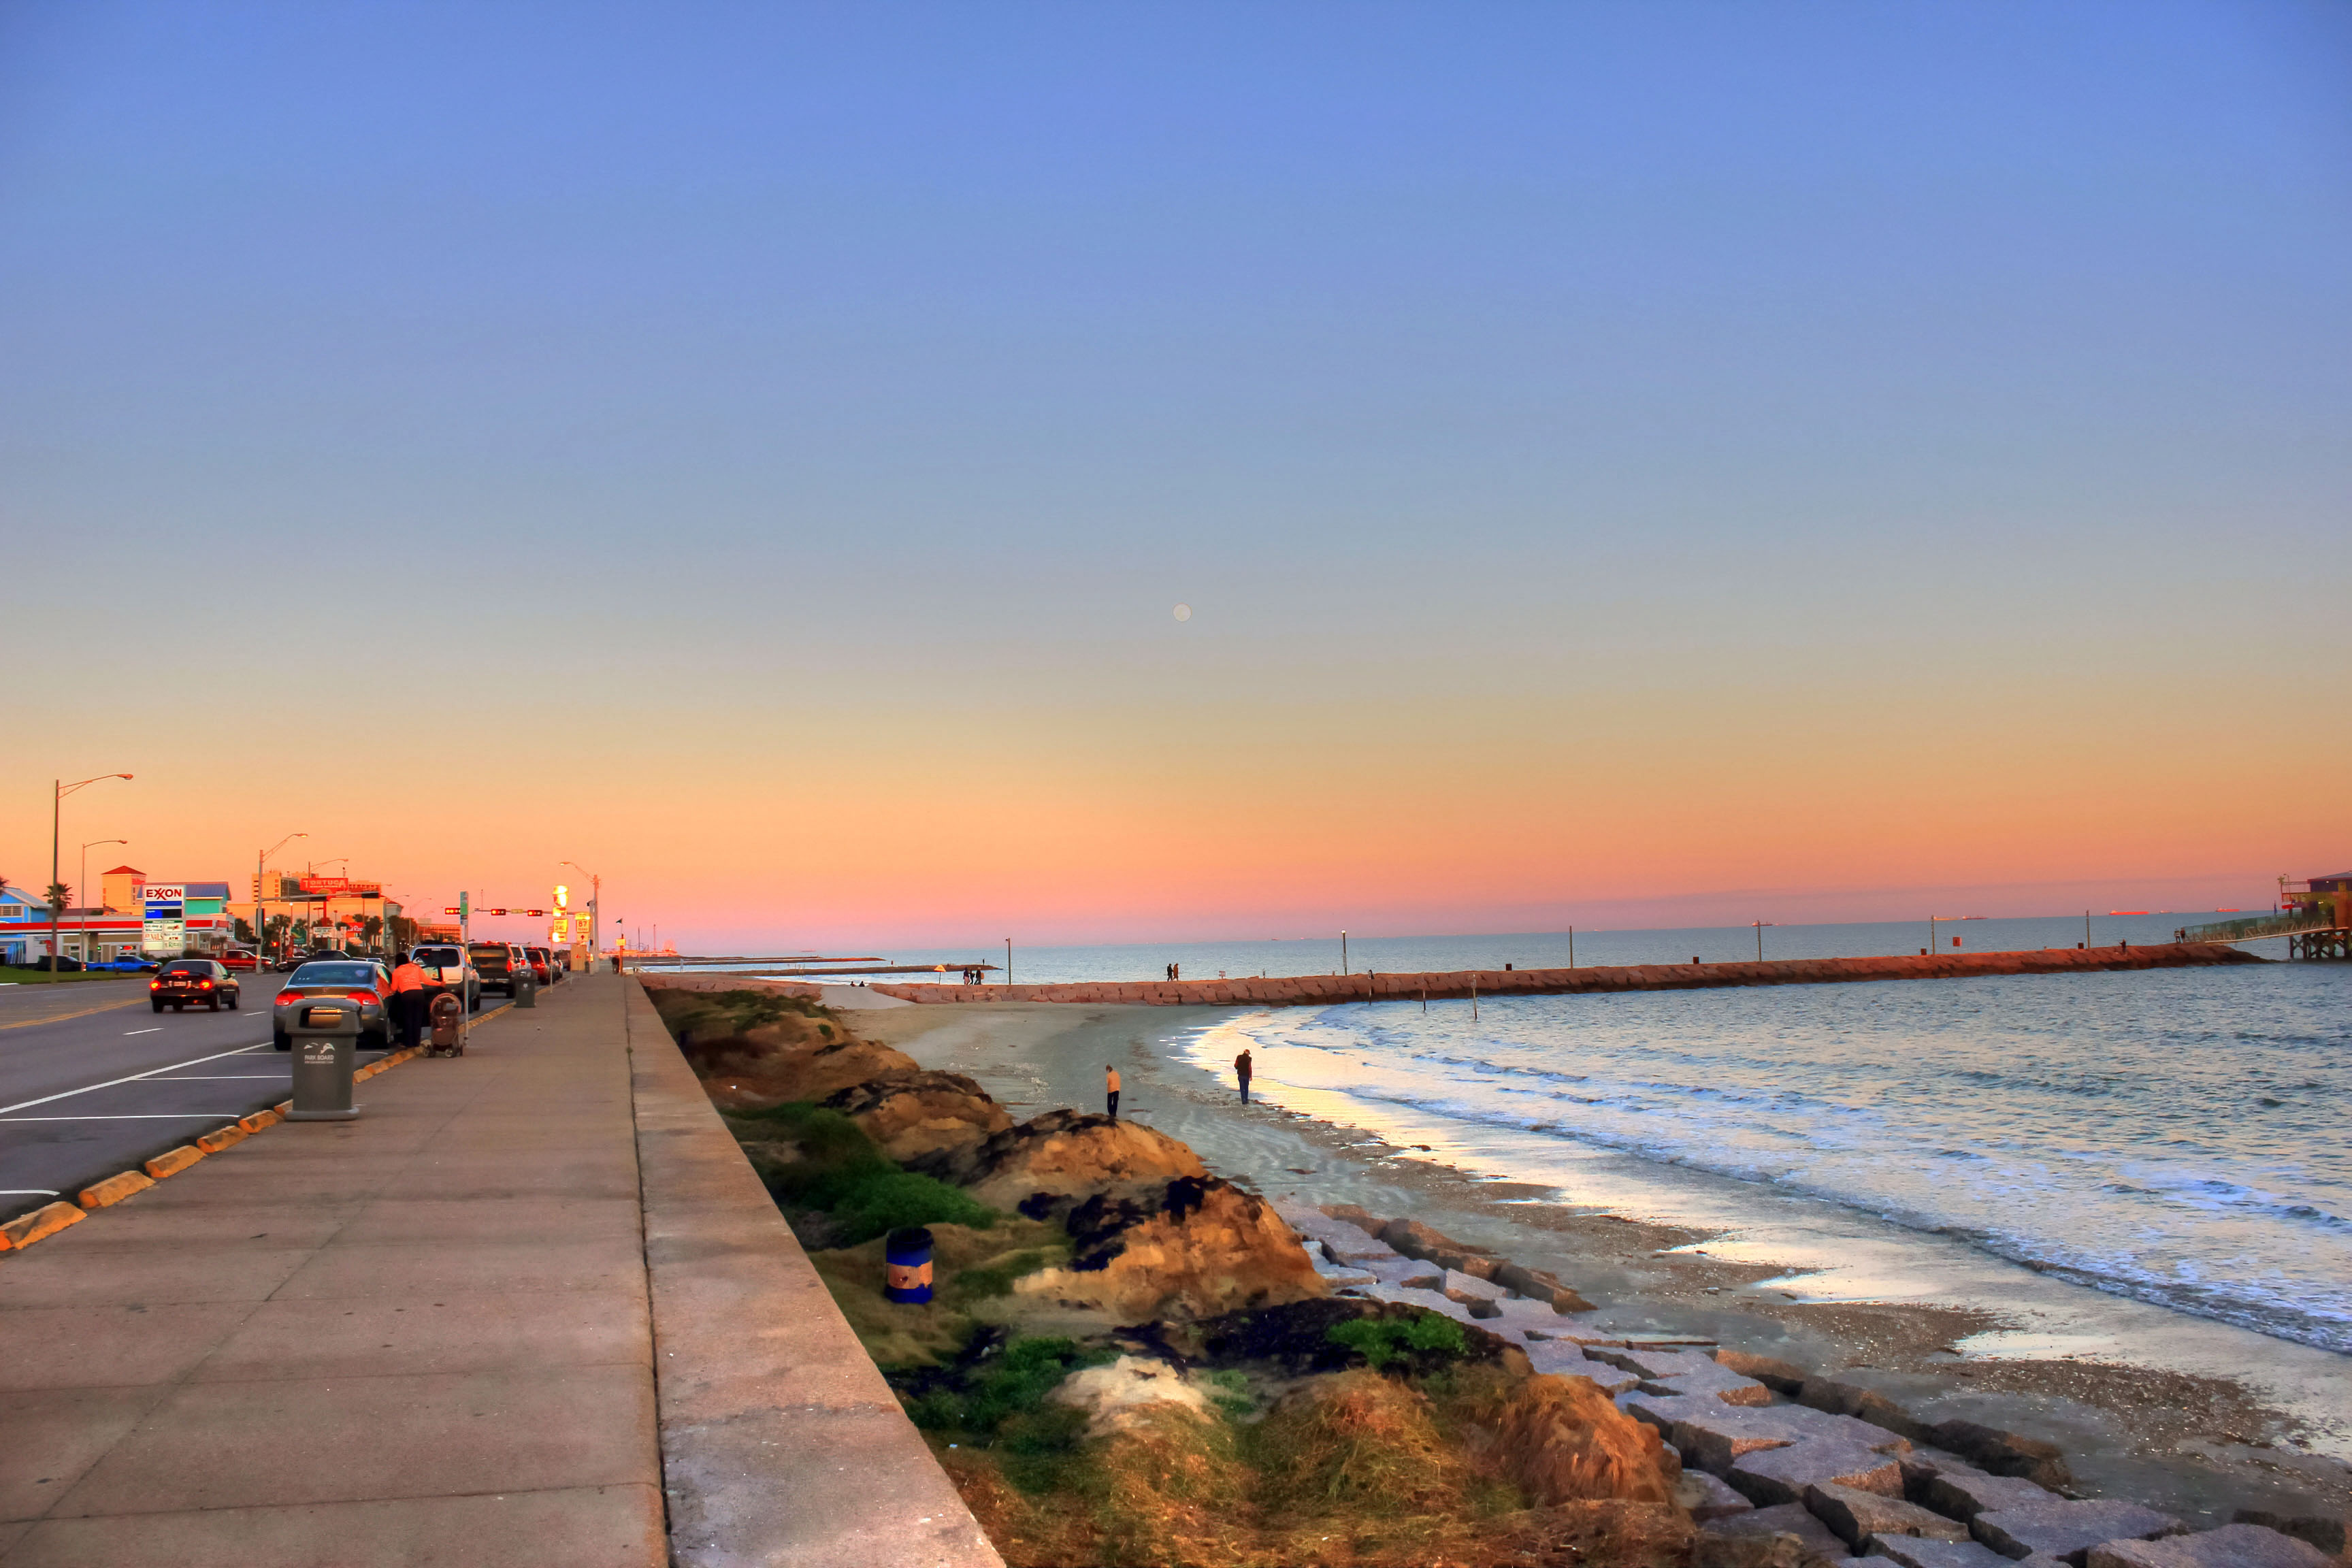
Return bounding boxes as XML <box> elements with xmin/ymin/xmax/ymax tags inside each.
<box><xmin>1341</xmin><ymin>930</ymin><xmax>1348</xmax><ymax>974</ymax></box>
<box><xmin>1005</xmin><ymin>937</ymin><xmax>1012</xmax><ymax>987</ymax></box>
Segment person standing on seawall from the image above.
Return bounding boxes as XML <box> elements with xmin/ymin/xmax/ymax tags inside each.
<box><xmin>1105</xmin><ymin>1065</ymin><xmax>1120</xmax><ymax>1121</ymax></box>
<box><xmin>1235</xmin><ymin>1047</ymin><xmax>1253</xmax><ymax>1105</ymax></box>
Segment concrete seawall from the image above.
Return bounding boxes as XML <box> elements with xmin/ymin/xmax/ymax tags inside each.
<box><xmin>855</xmin><ymin>941</ymin><xmax>2259</xmax><ymax>1007</ymax></box>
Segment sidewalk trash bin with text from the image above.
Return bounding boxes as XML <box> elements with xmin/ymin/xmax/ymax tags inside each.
<box><xmin>287</xmin><ymin>996</ymin><xmax>361</xmax><ymax>1122</ymax></box>
<box><xmin>428</xmin><ymin>992</ymin><xmax>464</xmax><ymax>1057</ymax></box>
<box><xmin>517</xmin><ymin>970</ymin><xmax>536</xmax><ymax>1009</ymax></box>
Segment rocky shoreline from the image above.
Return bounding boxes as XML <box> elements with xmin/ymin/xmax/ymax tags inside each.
<box><xmin>644</xmin><ymin>978</ymin><xmax>2346</xmax><ymax>1567</ymax></box>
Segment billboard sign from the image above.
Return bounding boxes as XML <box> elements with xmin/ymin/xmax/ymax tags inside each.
<box><xmin>297</xmin><ymin>877</ymin><xmax>382</xmax><ymax>897</ymax></box>
<box><xmin>142</xmin><ymin>884</ymin><xmax>186</xmax><ymax>956</ymax></box>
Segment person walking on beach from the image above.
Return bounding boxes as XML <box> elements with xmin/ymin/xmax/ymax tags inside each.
<box><xmin>1235</xmin><ymin>1047</ymin><xmax>1253</xmax><ymax>1105</ymax></box>
<box><xmin>1105</xmin><ymin>1065</ymin><xmax>1121</xmax><ymax>1122</ymax></box>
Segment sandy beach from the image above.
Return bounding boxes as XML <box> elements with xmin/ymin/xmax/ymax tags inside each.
<box><xmin>839</xmin><ymin>990</ymin><xmax>2352</xmax><ymax>1535</ymax></box>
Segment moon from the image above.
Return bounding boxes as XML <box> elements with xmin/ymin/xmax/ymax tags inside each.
<box><xmin>1173</xmin><ymin>603</ymin><xmax>1192</xmax><ymax>621</ymax></box>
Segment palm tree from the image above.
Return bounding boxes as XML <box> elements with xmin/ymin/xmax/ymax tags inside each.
<box><xmin>46</xmin><ymin>882</ymin><xmax>70</xmax><ymax>917</ymax></box>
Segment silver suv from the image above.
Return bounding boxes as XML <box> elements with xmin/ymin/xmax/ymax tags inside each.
<box><xmin>408</xmin><ymin>943</ymin><xmax>481</xmax><ymax>1011</ymax></box>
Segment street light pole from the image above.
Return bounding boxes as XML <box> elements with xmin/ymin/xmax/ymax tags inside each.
<box><xmin>50</xmin><ymin>773</ymin><xmax>131</xmax><ymax>981</ymax></box>
<box><xmin>80</xmin><ymin>839</ymin><xmax>126</xmax><ymax>964</ymax></box>
<box><xmin>1005</xmin><ymin>937</ymin><xmax>1012</xmax><ymax>988</ymax></box>
<box><xmin>257</xmin><ymin>833</ymin><xmax>306</xmax><ymax>967</ymax></box>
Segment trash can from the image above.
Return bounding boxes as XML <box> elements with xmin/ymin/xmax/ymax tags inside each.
<box><xmin>883</xmin><ymin>1226</ymin><xmax>934</xmax><ymax>1305</ymax></box>
<box><xmin>516</xmin><ymin>970</ymin><xmax>536</xmax><ymax>1009</ymax></box>
<box><xmin>428</xmin><ymin>992</ymin><xmax>465</xmax><ymax>1057</ymax></box>
<box><xmin>286</xmin><ymin>995</ymin><xmax>361</xmax><ymax>1121</ymax></box>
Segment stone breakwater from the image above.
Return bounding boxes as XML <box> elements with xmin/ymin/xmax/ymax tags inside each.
<box><xmin>866</xmin><ymin>941</ymin><xmax>2260</xmax><ymax>1007</ymax></box>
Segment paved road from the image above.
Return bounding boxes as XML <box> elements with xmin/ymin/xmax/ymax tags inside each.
<box><xmin>0</xmin><ymin>973</ymin><xmax>389</xmax><ymax>1224</ymax></box>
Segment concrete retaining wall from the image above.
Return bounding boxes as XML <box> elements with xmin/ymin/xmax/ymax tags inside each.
<box><xmin>625</xmin><ymin>979</ymin><xmax>1003</xmax><ymax>1568</ymax></box>
<box><xmin>862</xmin><ymin>941</ymin><xmax>2259</xmax><ymax>1007</ymax></box>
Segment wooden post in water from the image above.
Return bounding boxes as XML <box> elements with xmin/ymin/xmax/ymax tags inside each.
<box><xmin>1471</xmin><ymin>975</ymin><xmax>1477</xmax><ymax>1022</ymax></box>
<box><xmin>1569</xmin><ymin>926</ymin><xmax>1575</xmax><ymax>968</ymax></box>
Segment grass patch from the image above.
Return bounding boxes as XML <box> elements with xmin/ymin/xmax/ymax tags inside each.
<box><xmin>0</xmin><ymin>967</ymin><xmax>135</xmax><ymax>984</ymax></box>
<box><xmin>1325</xmin><ymin>1311</ymin><xmax>1468</xmax><ymax>1371</ymax></box>
<box><xmin>728</xmin><ymin>1100</ymin><xmax>994</xmax><ymax>1245</ymax></box>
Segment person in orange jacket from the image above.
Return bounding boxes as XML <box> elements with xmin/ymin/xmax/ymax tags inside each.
<box><xmin>388</xmin><ymin>951</ymin><xmax>428</xmax><ymax>1049</ymax></box>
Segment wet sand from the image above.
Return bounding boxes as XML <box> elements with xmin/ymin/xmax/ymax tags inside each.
<box><xmin>854</xmin><ymin>996</ymin><xmax>2352</xmax><ymax>1533</ymax></box>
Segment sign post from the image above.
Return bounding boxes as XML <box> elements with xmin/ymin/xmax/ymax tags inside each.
<box><xmin>142</xmin><ymin>884</ymin><xmax>186</xmax><ymax>958</ymax></box>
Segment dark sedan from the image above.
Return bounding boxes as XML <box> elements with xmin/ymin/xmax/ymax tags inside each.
<box><xmin>272</xmin><ymin>958</ymin><xmax>392</xmax><ymax>1051</ymax></box>
<box><xmin>150</xmin><ymin>958</ymin><xmax>240</xmax><ymax>1012</ymax></box>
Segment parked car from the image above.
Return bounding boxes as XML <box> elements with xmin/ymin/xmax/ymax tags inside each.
<box><xmin>27</xmin><ymin>955</ymin><xmax>85</xmax><ymax>972</ymax></box>
<box><xmin>467</xmin><ymin>941</ymin><xmax>525</xmax><ymax>997</ymax></box>
<box><xmin>272</xmin><ymin>958</ymin><xmax>393</xmax><ymax>1051</ymax></box>
<box><xmin>408</xmin><ymin>943</ymin><xmax>481</xmax><ymax>1012</ymax></box>
<box><xmin>150</xmin><ymin>958</ymin><xmax>240</xmax><ymax>1012</ymax></box>
<box><xmin>218</xmin><ymin>949</ymin><xmax>261</xmax><ymax>972</ymax></box>
<box><xmin>90</xmin><ymin>954</ymin><xmax>157</xmax><ymax>973</ymax></box>
<box><xmin>523</xmin><ymin>946</ymin><xmax>557</xmax><ymax>985</ymax></box>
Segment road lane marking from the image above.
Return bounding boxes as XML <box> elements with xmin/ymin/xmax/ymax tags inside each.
<box><xmin>125</xmin><ymin>1027</ymin><xmax>162</xmax><ymax>1035</ymax></box>
<box><xmin>146</xmin><ymin>1075</ymin><xmax>284</xmax><ymax>1079</ymax></box>
<box><xmin>0</xmin><ymin>1043</ymin><xmax>272</xmax><ymax>1116</ymax></box>
<box><xmin>0</xmin><ymin>997</ymin><xmax>146</xmax><ymax>1030</ymax></box>
<box><xmin>0</xmin><ymin>1114</ymin><xmax>250</xmax><ymax>1122</ymax></box>
<box><xmin>0</xmin><ymin>1188</ymin><xmax>61</xmax><ymax>1195</ymax></box>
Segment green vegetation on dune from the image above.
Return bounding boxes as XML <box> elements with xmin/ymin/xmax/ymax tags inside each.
<box><xmin>726</xmin><ymin>1100</ymin><xmax>994</xmax><ymax>1245</ymax></box>
<box><xmin>1324</xmin><ymin>1312</ymin><xmax>1468</xmax><ymax>1371</ymax></box>
<box><xmin>645</xmin><ymin>984</ymin><xmax>835</xmax><ymax>1039</ymax></box>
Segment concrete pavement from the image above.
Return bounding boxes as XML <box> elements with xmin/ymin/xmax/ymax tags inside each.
<box><xmin>0</xmin><ymin>970</ymin><xmax>1000</xmax><ymax>1567</ymax></box>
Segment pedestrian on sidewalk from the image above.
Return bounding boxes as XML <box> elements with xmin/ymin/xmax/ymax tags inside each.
<box><xmin>389</xmin><ymin>951</ymin><xmax>427</xmax><ymax>1049</ymax></box>
<box><xmin>1105</xmin><ymin>1065</ymin><xmax>1120</xmax><ymax>1122</ymax></box>
<box><xmin>1235</xmin><ymin>1047</ymin><xmax>1253</xmax><ymax>1105</ymax></box>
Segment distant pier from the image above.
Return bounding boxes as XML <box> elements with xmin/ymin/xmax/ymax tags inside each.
<box><xmin>859</xmin><ymin>940</ymin><xmax>2261</xmax><ymax>1008</ymax></box>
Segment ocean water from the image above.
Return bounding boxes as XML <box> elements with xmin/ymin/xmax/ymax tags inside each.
<box><xmin>1171</xmin><ymin>958</ymin><xmax>2351</xmax><ymax>1357</ymax></box>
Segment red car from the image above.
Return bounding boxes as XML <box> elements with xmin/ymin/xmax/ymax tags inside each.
<box><xmin>218</xmin><ymin>949</ymin><xmax>261</xmax><ymax>972</ymax></box>
<box><xmin>523</xmin><ymin>946</ymin><xmax>557</xmax><ymax>985</ymax></box>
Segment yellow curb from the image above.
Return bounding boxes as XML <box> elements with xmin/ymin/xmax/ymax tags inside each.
<box><xmin>195</xmin><ymin>1124</ymin><xmax>248</xmax><ymax>1154</ymax></box>
<box><xmin>78</xmin><ymin>1170</ymin><xmax>155</xmax><ymax>1209</ymax></box>
<box><xmin>1</xmin><ymin>1200</ymin><xmax>85</xmax><ymax>1249</ymax></box>
<box><xmin>0</xmin><ymin>996</ymin><xmax>146</xmax><ymax>1031</ymax></box>
<box><xmin>146</xmin><ymin>1145</ymin><xmax>206</xmax><ymax>1179</ymax></box>
<box><xmin>274</xmin><ymin>1099</ymin><xmax>291</xmax><ymax>1115</ymax></box>
<box><xmin>239</xmin><ymin>1107</ymin><xmax>282</xmax><ymax>1134</ymax></box>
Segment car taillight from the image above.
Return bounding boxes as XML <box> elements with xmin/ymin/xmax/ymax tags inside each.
<box><xmin>346</xmin><ymin>988</ymin><xmax>380</xmax><ymax>1003</ymax></box>
<box><xmin>199</xmin><ymin>979</ymin><xmax>214</xmax><ymax>988</ymax></box>
<box><xmin>149</xmin><ymin>980</ymin><xmax>161</xmax><ymax>989</ymax></box>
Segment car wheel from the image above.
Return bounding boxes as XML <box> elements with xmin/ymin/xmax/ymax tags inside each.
<box><xmin>273</xmin><ymin>1030</ymin><xmax>291</xmax><ymax>1051</ymax></box>
<box><xmin>150</xmin><ymin>998</ymin><xmax>164</xmax><ymax>1013</ymax></box>
<box><xmin>469</xmin><ymin>992</ymin><xmax>481</xmax><ymax>1012</ymax></box>
<box><xmin>361</xmin><ymin>1030</ymin><xmax>388</xmax><ymax>1052</ymax></box>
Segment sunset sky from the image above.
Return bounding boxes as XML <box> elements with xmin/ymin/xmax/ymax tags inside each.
<box><xmin>4</xmin><ymin>3</ymin><xmax>2348</xmax><ymax>951</ymax></box>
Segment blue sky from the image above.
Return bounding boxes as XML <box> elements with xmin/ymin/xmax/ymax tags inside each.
<box><xmin>3</xmin><ymin>3</ymin><xmax>2348</xmax><ymax>945</ymax></box>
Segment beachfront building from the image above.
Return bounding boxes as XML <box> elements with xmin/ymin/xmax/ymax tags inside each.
<box><xmin>1</xmin><ymin>883</ymin><xmax>52</xmax><ymax>965</ymax></box>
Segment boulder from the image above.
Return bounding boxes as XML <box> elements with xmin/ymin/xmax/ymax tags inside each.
<box><xmin>819</xmin><ymin>1071</ymin><xmax>1012</xmax><ymax>1173</ymax></box>
<box><xmin>1523</xmin><ymin>1339</ymin><xmax>1597</xmax><ymax>1378</ymax></box>
<box><xmin>2086</xmin><ymin>1525</ymin><xmax>2334</xmax><ymax>1568</ymax></box>
<box><xmin>947</xmin><ymin>1109</ymin><xmax>1207</xmax><ymax>1215</ymax></box>
<box><xmin>1310</xmin><ymin>1256</ymin><xmax>1377</xmax><ymax>1288</ymax></box>
<box><xmin>1595</xmin><ymin>1346</ymin><xmax>1723</xmax><ymax>1381</ymax></box>
<box><xmin>1015</xmin><ymin>1175</ymin><xmax>1324</xmax><ymax>1322</ymax></box>
<box><xmin>1799</xmin><ymin>1378</ymin><xmax>1931</xmax><ymax>1442</ymax></box>
<box><xmin>1364</xmin><ymin>1255</ymin><xmax>1443</xmax><ymax>1289</ymax></box>
<box><xmin>1377</xmin><ymin>1216</ymin><xmax>1498</xmax><ymax>1275</ymax></box>
<box><xmin>1441</xmin><ymin>1269</ymin><xmax>1509</xmax><ymax>1313</ymax></box>
<box><xmin>1972</xmin><ymin>1501</ymin><xmax>2185</xmax><ymax>1567</ymax></box>
<box><xmin>1923</xmin><ymin>1471</ymin><xmax>2064</xmax><ymax>1521</ymax></box>
<box><xmin>1803</xmin><ymin>1480</ymin><xmax>1971</xmax><ymax>1550</ymax></box>
<box><xmin>1652</xmin><ymin>1362</ymin><xmax>1774</xmax><ymax>1407</ymax></box>
<box><xmin>1679</xmin><ymin>1470</ymin><xmax>1757</xmax><ymax>1522</ymax></box>
<box><xmin>1318</xmin><ymin>1202</ymin><xmax>1382</xmax><ymax>1234</ymax></box>
<box><xmin>1730</xmin><ymin>1440</ymin><xmax>1904</xmax><ymax>1507</ymax></box>
<box><xmin>1716</xmin><ymin>1349</ymin><xmax>1811</xmax><ymax>1394</ymax></box>
<box><xmin>1492</xmin><ymin>1373</ymin><xmax>1677</xmax><ymax>1505</ymax></box>
<box><xmin>1048</xmin><ymin>1354</ymin><xmax>1213</xmax><ymax>1437</ymax></box>
<box><xmin>1699</xmin><ymin>1502</ymin><xmax>1859</xmax><ymax>1568</ymax></box>
<box><xmin>1870</xmin><ymin>1539</ymin><xmax>2021</xmax><ymax>1568</ymax></box>
<box><xmin>1930</xmin><ymin>1420</ymin><xmax>2074</xmax><ymax>1491</ymax></box>
<box><xmin>1493</xmin><ymin>1259</ymin><xmax>1598</xmax><ymax>1312</ymax></box>
<box><xmin>2231</xmin><ymin>1513</ymin><xmax>2347</xmax><ymax>1558</ymax></box>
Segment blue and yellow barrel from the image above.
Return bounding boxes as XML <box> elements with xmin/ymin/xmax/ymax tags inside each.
<box><xmin>883</xmin><ymin>1226</ymin><xmax>934</xmax><ymax>1305</ymax></box>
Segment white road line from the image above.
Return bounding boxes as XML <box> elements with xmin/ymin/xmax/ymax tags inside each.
<box><xmin>0</xmin><ymin>1188</ymin><xmax>61</xmax><ymax>1194</ymax></box>
<box><xmin>0</xmin><ymin>1114</ymin><xmax>248</xmax><ymax>1122</ymax></box>
<box><xmin>124</xmin><ymin>1027</ymin><xmax>162</xmax><ymax>1035</ymax></box>
<box><xmin>0</xmin><ymin>1043</ymin><xmax>271</xmax><ymax>1117</ymax></box>
<box><xmin>146</xmin><ymin>1075</ymin><xmax>284</xmax><ymax>1079</ymax></box>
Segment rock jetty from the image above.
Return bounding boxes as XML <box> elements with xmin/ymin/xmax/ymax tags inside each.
<box><xmin>865</xmin><ymin>941</ymin><xmax>2261</xmax><ymax>1007</ymax></box>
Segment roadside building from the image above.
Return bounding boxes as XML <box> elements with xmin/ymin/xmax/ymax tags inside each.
<box><xmin>2</xmin><ymin>866</ymin><xmax>237</xmax><ymax>964</ymax></box>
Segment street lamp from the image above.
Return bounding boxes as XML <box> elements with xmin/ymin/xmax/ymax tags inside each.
<box><xmin>561</xmin><ymin>861</ymin><xmax>601</xmax><ymax>968</ymax></box>
<box><xmin>79</xmin><ymin>839</ymin><xmax>127</xmax><ymax>964</ymax></box>
<box><xmin>50</xmin><ymin>773</ymin><xmax>131</xmax><ymax>981</ymax></box>
<box><xmin>257</xmin><ymin>833</ymin><xmax>307</xmax><ymax>966</ymax></box>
